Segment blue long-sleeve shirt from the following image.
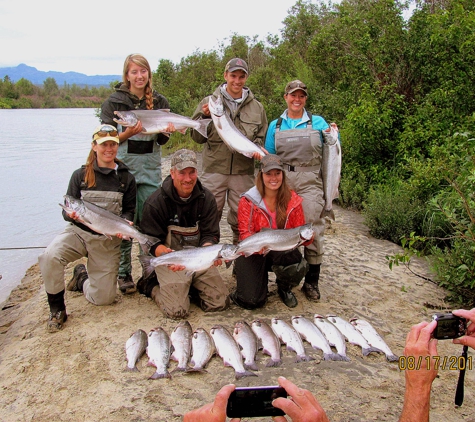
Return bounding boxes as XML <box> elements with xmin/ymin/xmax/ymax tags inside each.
<box><xmin>264</xmin><ymin>109</ymin><xmax>329</xmax><ymax>153</ymax></box>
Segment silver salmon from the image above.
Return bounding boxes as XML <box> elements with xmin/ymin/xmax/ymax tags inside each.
<box><xmin>233</xmin><ymin>321</ymin><xmax>259</xmax><ymax>371</ymax></box>
<box><xmin>139</xmin><ymin>244</ymin><xmax>224</xmax><ymax>278</ymax></box>
<box><xmin>187</xmin><ymin>328</ymin><xmax>215</xmax><ymax>373</ymax></box>
<box><xmin>320</xmin><ymin>126</ymin><xmax>341</xmax><ymax>220</ymax></box>
<box><xmin>147</xmin><ymin>327</ymin><xmax>172</xmax><ymax>380</ymax></box>
<box><xmin>60</xmin><ymin>195</ymin><xmax>158</xmax><ymax>255</ymax></box>
<box><xmin>314</xmin><ymin>314</ymin><xmax>350</xmax><ymax>361</ymax></box>
<box><xmin>350</xmin><ymin>318</ymin><xmax>398</xmax><ymax>362</ymax></box>
<box><xmin>208</xmin><ymin>96</ymin><xmax>265</xmax><ymax>159</ymax></box>
<box><xmin>251</xmin><ymin>319</ymin><xmax>282</xmax><ymax>367</ymax></box>
<box><xmin>170</xmin><ymin>321</ymin><xmax>193</xmax><ymax>372</ymax></box>
<box><xmin>271</xmin><ymin>317</ymin><xmax>314</xmax><ymax>363</ymax></box>
<box><xmin>291</xmin><ymin>315</ymin><xmax>341</xmax><ymax>361</ymax></box>
<box><xmin>221</xmin><ymin>224</ymin><xmax>315</xmax><ymax>259</ymax></box>
<box><xmin>113</xmin><ymin>109</ymin><xmax>212</xmax><ymax>138</ymax></box>
<box><xmin>210</xmin><ymin>324</ymin><xmax>257</xmax><ymax>379</ymax></box>
<box><xmin>125</xmin><ymin>329</ymin><xmax>148</xmax><ymax>372</ymax></box>
<box><xmin>326</xmin><ymin>315</ymin><xmax>382</xmax><ymax>357</ymax></box>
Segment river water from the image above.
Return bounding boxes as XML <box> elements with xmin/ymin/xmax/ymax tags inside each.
<box><xmin>0</xmin><ymin>108</ymin><xmax>100</xmax><ymax>304</ymax></box>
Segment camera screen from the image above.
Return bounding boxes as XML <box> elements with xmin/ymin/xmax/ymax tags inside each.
<box><xmin>226</xmin><ymin>386</ymin><xmax>287</xmax><ymax>418</ymax></box>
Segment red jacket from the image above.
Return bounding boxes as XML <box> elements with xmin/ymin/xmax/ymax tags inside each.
<box><xmin>237</xmin><ymin>187</ymin><xmax>307</xmax><ymax>241</ymax></box>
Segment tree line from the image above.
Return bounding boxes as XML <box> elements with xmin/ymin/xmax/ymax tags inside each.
<box><xmin>2</xmin><ymin>0</ymin><xmax>474</xmax><ymax>304</ymax></box>
<box><xmin>0</xmin><ymin>76</ymin><xmax>113</xmax><ymax>108</ymax></box>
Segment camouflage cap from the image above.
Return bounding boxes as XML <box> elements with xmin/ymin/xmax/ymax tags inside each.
<box><xmin>171</xmin><ymin>149</ymin><xmax>198</xmax><ymax>170</ymax></box>
<box><xmin>260</xmin><ymin>154</ymin><xmax>284</xmax><ymax>173</ymax></box>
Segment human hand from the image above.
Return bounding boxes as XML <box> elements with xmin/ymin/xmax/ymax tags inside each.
<box><xmin>213</xmin><ymin>258</ymin><xmax>223</xmax><ymax>267</ymax></box>
<box><xmin>124</xmin><ymin>121</ymin><xmax>143</xmax><ymax>137</ymax></box>
<box><xmin>164</xmin><ymin>122</ymin><xmax>178</xmax><ymax>133</ymax></box>
<box><xmin>202</xmin><ymin>103</ymin><xmax>211</xmax><ymax>116</ymax></box>
<box><xmin>168</xmin><ymin>264</ymin><xmax>186</xmax><ymax>272</ymax></box>
<box><xmin>452</xmin><ymin>308</ymin><xmax>475</xmax><ymax>349</ymax></box>
<box><xmin>403</xmin><ymin>321</ymin><xmax>438</xmax><ymax>389</ymax></box>
<box><xmin>183</xmin><ymin>384</ymin><xmax>240</xmax><ymax>422</ymax></box>
<box><xmin>155</xmin><ymin>245</ymin><xmax>173</xmax><ymax>257</ymax></box>
<box><xmin>272</xmin><ymin>377</ymin><xmax>329</xmax><ymax>422</ymax></box>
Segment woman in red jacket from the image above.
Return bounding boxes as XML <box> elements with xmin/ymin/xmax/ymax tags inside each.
<box><xmin>230</xmin><ymin>154</ymin><xmax>312</xmax><ymax>309</ymax></box>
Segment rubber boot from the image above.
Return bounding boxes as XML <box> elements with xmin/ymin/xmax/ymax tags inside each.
<box><xmin>302</xmin><ymin>264</ymin><xmax>321</xmax><ymax>301</ymax></box>
<box><xmin>66</xmin><ymin>264</ymin><xmax>88</xmax><ymax>292</ymax></box>
<box><xmin>137</xmin><ymin>272</ymin><xmax>159</xmax><ymax>298</ymax></box>
<box><xmin>46</xmin><ymin>290</ymin><xmax>67</xmax><ymax>332</ymax></box>
<box><xmin>277</xmin><ymin>282</ymin><xmax>298</xmax><ymax>308</ymax></box>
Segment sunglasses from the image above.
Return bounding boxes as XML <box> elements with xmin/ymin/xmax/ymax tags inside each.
<box><xmin>287</xmin><ymin>81</ymin><xmax>307</xmax><ymax>91</ymax></box>
<box><xmin>93</xmin><ymin>126</ymin><xmax>118</xmax><ymax>139</ymax></box>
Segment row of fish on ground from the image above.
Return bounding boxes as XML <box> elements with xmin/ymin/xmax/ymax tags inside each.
<box><xmin>125</xmin><ymin>315</ymin><xmax>399</xmax><ymax>380</ymax></box>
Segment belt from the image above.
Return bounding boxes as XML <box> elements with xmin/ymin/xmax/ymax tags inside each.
<box><xmin>284</xmin><ymin>164</ymin><xmax>320</xmax><ymax>172</ymax></box>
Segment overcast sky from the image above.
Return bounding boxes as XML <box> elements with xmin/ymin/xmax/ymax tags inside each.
<box><xmin>0</xmin><ymin>0</ymin><xmax>299</xmax><ymax>75</ymax></box>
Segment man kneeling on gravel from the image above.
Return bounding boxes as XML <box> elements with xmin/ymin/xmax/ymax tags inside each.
<box><xmin>137</xmin><ymin>149</ymin><xmax>230</xmax><ymax>318</ymax></box>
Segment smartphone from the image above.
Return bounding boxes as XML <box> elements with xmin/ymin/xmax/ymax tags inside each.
<box><xmin>432</xmin><ymin>313</ymin><xmax>467</xmax><ymax>339</ymax></box>
<box><xmin>226</xmin><ymin>385</ymin><xmax>287</xmax><ymax>418</ymax></box>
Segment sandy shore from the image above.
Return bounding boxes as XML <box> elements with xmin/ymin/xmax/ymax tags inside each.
<box><xmin>0</xmin><ymin>157</ymin><xmax>473</xmax><ymax>421</ymax></box>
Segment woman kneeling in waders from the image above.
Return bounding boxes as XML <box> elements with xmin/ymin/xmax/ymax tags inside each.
<box><xmin>39</xmin><ymin>125</ymin><xmax>136</xmax><ymax>332</ymax></box>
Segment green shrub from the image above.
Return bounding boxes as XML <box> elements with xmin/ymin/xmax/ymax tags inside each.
<box><xmin>363</xmin><ymin>178</ymin><xmax>425</xmax><ymax>245</ymax></box>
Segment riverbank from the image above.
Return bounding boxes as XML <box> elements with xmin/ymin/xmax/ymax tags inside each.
<box><xmin>0</xmin><ymin>158</ymin><xmax>473</xmax><ymax>421</ymax></box>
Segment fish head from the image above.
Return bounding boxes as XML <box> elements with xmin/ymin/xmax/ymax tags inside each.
<box><xmin>63</xmin><ymin>195</ymin><xmax>86</xmax><ymax>214</ymax></box>
<box><xmin>207</xmin><ymin>96</ymin><xmax>224</xmax><ymax>117</ymax></box>
<box><xmin>113</xmin><ymin>110</ymin><xmax>138</xmax><ymax>127</ymax></box>
<box><xmin>219</xmin><ymin>244</ymin><xmax>239</xmax><ymax>260</ymax></box>
<box><xmin>299</xmin><ymin>224</ymin><xmax>315</xmax><ymax>241</ymax></box>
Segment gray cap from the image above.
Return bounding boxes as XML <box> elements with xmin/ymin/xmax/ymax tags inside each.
<box><xmin>260</xmin><ymin>154</ymin><xmax>284</xmax><ymax>173</ymax></box>
<box><xmin>171</xmin><ymin>149</ymin><xmax>198</xmax><ymax>170</ymax></box>
<box><xmin>285</xmin><ymin>80</ymin><xmax>308</xmax><ymax>95</ymax></box>
<box><xmin>225</xmin><ymin>58</ymin><xmax>249</xmax><ymax>74</ymax></box>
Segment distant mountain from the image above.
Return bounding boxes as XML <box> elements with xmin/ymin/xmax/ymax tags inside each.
<box><xmin>0</xmin><ymin>64</ymin><xmax>121</xmax><ymax>87</ymax></box>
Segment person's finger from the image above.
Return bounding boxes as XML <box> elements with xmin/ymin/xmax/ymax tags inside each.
<box><xmin>418</xmin><ymin>320</ymin><xmax>437</xmax><ymax>343</ymax></box>
<box><xmin>453</xmin><ymin>335</ymin><xmax>475</xmax><ymax>349</ymax></box>
<box><xmin>452</xmin><ymin>309</ymin><xmax>475</xmax><ymax>325</ymax></box>
<box><xmin>211</xmin><ymin>384</ymin><xmax>235</xmax><ymax>414</ymax></box>
<box><xmin>405</xmin><ymin>321</ymin><xmax>429</xmax><ymax>346</ymax></box>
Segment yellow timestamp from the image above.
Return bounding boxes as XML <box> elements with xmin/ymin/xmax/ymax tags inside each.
<box><xmin>399</xmin><ymin>355</ymin><xmax>473</xmax><ymax>371</ymax></box>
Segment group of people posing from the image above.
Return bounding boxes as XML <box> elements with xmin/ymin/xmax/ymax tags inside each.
<box><xmin>40</xmin><ymin>53</ymin><xmax>335</xmax><ymax>329</ymax></box>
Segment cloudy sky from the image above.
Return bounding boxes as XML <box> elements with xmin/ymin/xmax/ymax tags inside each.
<box><xmin>0</xmin><ymin>0</ymin><xmax>299</xmax><ymax>75</ymax></box>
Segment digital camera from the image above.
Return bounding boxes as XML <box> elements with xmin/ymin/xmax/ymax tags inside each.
<box><xmin>432</xmin><ymin>313</ymin><xmax>467</xmax><ymax>339</ymax></box>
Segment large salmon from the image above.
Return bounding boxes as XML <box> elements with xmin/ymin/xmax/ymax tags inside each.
<box><xmin>320</xmin><ymin>125</ymin><xmax>341</xmax><ymax>220</ymax></box>
<box><xmin>113</xmin><ymin>109</ymin><xmax>211</xmax><ymax>138</ymax></box>
<box><xmin>207</xmin><ymin>96</ymin><xmax>265</xmax><ymax>159</ymax></box>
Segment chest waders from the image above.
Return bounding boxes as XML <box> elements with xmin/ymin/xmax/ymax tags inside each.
<box><xmin>274</xmin><ymin>115</ymin><xmax>323</xmax><ymax>301</ymax></box>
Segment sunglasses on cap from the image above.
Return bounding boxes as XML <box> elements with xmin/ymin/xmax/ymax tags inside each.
<box><xmin>287</xmin><ymin>81</ymin><xmax>307</xmax><ymax>91</ymax></box>
<box><xmin>93</xmin><ymin>125</ymin><xmax>118</xmax><ymax>139</ymax></box>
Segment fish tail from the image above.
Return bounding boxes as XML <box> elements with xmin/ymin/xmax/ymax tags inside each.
<box><xmin>171</xmin><ymin>366</ymin><xmax>188</xmax><ymax>373</ymax></box>
<box><xmin>338</xmin><ymin>354</ymin><xmax>351</xmax><ymax>362</ymax></box>
<box><xmin>139</xmin><ymin>235</ymin><xmax>159</xmax><ymax>256</ymax></box>
<box><xmin>320</xmin><ymin>208</ymin><xmax>335</xmax><ymax>220</ymax></box>
<box><xmin>386</xmin><ymin>354</ymin><xmax>399</xmax><ymax>362</ymax></box>
<box><xmin>362</xmin><ymin>347</ymin><xmax>384</xmax><ymax>356</ymax></box>
<box><xmin>138</xmin><ymin>255</ymin><xmax>155</xmax><ymax>279</ymax></box>
<box><xmin>244</xmin><ymin>362</ymin><xmax>259</xmax><ymax>371</ymax></box>
<box><xmin>295</xmin><ymin>355</ymin><xmax>314</xmax><ymax>363</ymax></box>
<box><xmin>235</xmin><ymin>370</ymin><xmax>258</xmax><ymax>379</ymax></box>
<box><xmin>149</xmin><ymin>371</ymin><xmax>171</xmax><ymax>380</ymax></box>
<box><xmin>265</xmin><ymin>358</ymin><xmax>282</xmax><ymax>368</ymax></box>
<box><xmin>184</xmin><ymin>367</ymin><xmax>208</xmax><ymax>374</ymax></box>
<box><xmin>196</xmin><ymin>119</ymin><xmax>212</xmax><ymax>138</ymax></box>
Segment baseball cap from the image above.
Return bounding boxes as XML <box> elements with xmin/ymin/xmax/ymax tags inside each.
<box><xmin>261</xmin><ymin>154</ymin><xmax>284</xmax><ymax>173</ymax></box>
<box><xmin>225</xmin><ymin>58</ymin><xmax>249</xmax><ymax>74</ymax></box>
<box><xmin>171</xmin><ymin>149</ymin><xmax>198</xmax><ymax>170</ymax></box>
<box><xmin>92</xmin><ymin>124</ymin><xmax>119</xmax><ymax>144</ymax></box>
<box><xmin>285</xmin><ymin>80</ymin><xmax>308</xmax><ymax>96</ymax></box>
